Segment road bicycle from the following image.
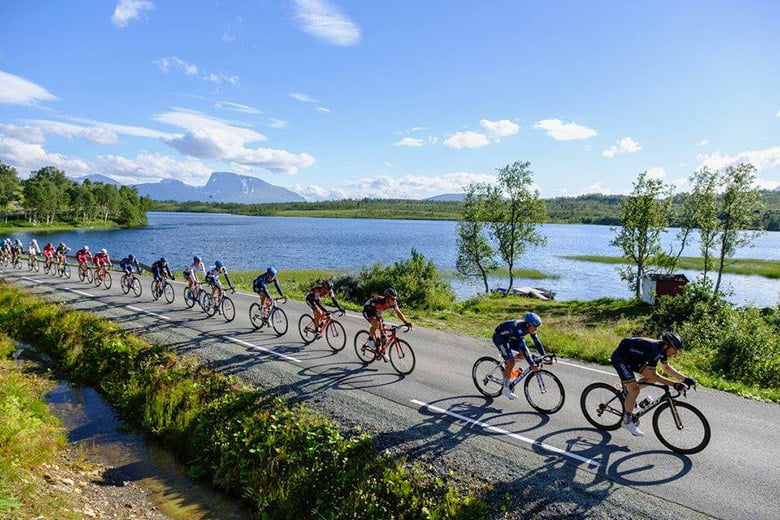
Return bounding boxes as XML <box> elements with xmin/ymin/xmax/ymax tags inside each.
<box><xmin>55</xmin><ymin>258</ymin><xmax>71</xmax><ymax>279</ymax></box>
<box><xmin>77</xmin><ymin>262</ymin><xmax>94</xmax><ymax>284</ymax></box>
<box><xmin>93</xmin><ymin>264</ymin><xmax>112</xmax><ymax>289</ymax></box>
<box><xmin>354</xmin><ymin>323</ymin><xmax>415</xmax><ymax>375</ymax></box>
<box><xmin>10</xmin><ymin>252</ymin><xmax>23</xmax><ymax>270</ymax></box>
<box><xmin>151</xmin><ymin>276</ymin><xmax>175</xmax><ymax>303</ymax></box>
<box><xmin>249</xmin><ymin>297</ymin><xmax>288</xmax><ymax>335</ymax></box>
<box><xmin>42</xmin><ymin>257</ymin><xmax>54</xmax><ymax>275</ymax></box>
<box><xmin>298</xmin><ymin>309</ymin><xmax>347</xmax><ymax>351</ymax></box>
<box><xmin>472</xmin><ymin>353</ymin><xmax>565</xmax><ymax>414</ymax></box>
<box><xmin>183</xmin><ymin>280</ymin><xmax>207</xmax><ymax>311</ymax></box>
<box><xmin>27</xmin><ymin>254</ymin><xmax>40</xmax><ymax>272</ymax></box>
<box><xmin>580</xmin><ymin>380</ymin><xmax>711</xmax><ymax>454</ymax></box>
<box><xmin>120</xmin><ymin>271</ymin><xmax>143</xmax><ymax>297</ymax></box>
<box><xmin>202</xmin><ymin>289</ymin><xmax>236</xmax><ymax>322</ymax></box>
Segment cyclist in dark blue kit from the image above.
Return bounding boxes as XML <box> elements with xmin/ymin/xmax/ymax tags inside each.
<box><xmin>492</xmin><ymin>312</ymin><xmax>547</xmax><ymax>400</ymax></box>
<box><xmin>119</xmin><ymin>254</ymin><xmax>140</xmax><ymax>276</ymax></box>
<box><xmin>151</xmin><ymin>257</ymin><xmax>174</xmax><ymax>294</ymax></box>
<box><xmin>611</xmin><ymin>332</ymin><xmax>695</xmax><ymax>436</ymax></box>
<box><xmin>253</xmin><ymin>267</ymin><xmax>287</xmax><ymax>319</ymax></box>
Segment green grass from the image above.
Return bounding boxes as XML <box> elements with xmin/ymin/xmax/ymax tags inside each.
<box><xmin>564</xmin><ymin>255</ymin><xmax>780</xmax><ymax>279</ymax></box>
<box><xmin>0</xmin><ymin>220</ymin><xmax>119</xmax><ymax>234</ymax></box>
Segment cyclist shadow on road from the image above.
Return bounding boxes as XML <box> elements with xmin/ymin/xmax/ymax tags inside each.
<box><xmin>286</xmin><ymin>362</ymin><xmax>406</xmax><ymax>402</ymax></box>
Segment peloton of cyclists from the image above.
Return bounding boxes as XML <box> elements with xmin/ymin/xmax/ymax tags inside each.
<box><xmin>362</xmin><ymin>288</ymin><xmax>412</xmax><ymax>359</ymax></box>
<box><xmin>252</xmin><ymin>267</ymin><xmax>286</xmax><ymax>319</ymax></box>
<box><xmin>205</xmin><ymin>260</ymin><xmax>235</xmax><ymax>311</ymax></box>
<box><xmin>305</xmin><ymin>279</ymin><xmax>345</xmax><ymax>339</ymax></box>
<box><xmin>150</xmin><ymin>257</ymin><xmax>174</xmax><ymax>294</ymax></box>
<box><xmin>492</xmin><ymin>312</ymin><xmax>547</xmax><ymax>400</ymax></box>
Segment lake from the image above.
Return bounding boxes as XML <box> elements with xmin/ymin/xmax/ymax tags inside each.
<box><xmin>9</xmin><ymin>211</ymin><xmax>780</xmax><ymax>307</ymax></box>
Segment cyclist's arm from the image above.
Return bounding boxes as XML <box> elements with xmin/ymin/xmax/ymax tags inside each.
<box><xmin>329</xmin><ymin>293</ymin><xmax>344</xmax><ymax>312</ymax></box>
<box><xmin>639</xmin><ymin>365</ymin><xmax>676</xmax><ymax>386</ymax></box>
<box><xmin>223</xmin><ymin>272</ymin><xmax>235</xmax><ymax>291</ymax></box>
<box><xmin>394</xmin><ymin>308</ymin><xmax>410</xmax><ymax>326</ymax></box>
<box><xmin>530</xmin><ymin>332</ymin><xmax>547</xmax><ymax>357</ymax></box>
<box><xmin>273</xmin><ymin>278</ymin><xmax>284</xmax><ymax>297</ymax></box>
<box><xmin>516</xmin><ymin>339</ymin><xmax>535</xmax><ymax>366</ymax></box>
<box><xmin>165</xmin><ymin>265</ymin><xmax>173</xmax><ymax>278</ymax></box>
<box><xmin>659</xmin><ymin>362</ymin><xmax>686</xmax><ymax>382</ymax></box>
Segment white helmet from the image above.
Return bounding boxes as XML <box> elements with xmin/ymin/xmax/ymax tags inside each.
<box><xmin>31</xmin><ymin>239</ymin><xmax>38</xmax><ymax>244</ymax></box>
<box><xmin>84</xmin><ymin>245</ymin><xmax>89</xmax><ymax>251</ymax></box>
<box><xmin>100</xmin><ymin>248</ymin><xmax>107</xmax><ymax>254</ymax></box>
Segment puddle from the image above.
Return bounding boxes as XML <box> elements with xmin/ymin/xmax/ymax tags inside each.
<box><xmin>46</xmin><ymin>382</ymin><xmax>251</xmax><ymax>520</ymax></box>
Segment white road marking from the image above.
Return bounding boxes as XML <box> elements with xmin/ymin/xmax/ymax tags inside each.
<box><xmin>222</xmin><ymin>335</ymin><xmax>302</xmax><ymax>363</ymax></box>
<box><xmin>21</xmin><ymin>276</ymin><xmax>44</xmax><ymax>283</ymax></box>
<box><xmin>64</xmin><ymin>287</ymin><xmax>96</xmax><ymax>297</ymax></box>
<box><xmin>557</xmin><ymin>360</ymin><xmax>614</xmax><ymax>376</ymax></box>
<box><xmin>410</xmin><ymin>399</ymin><xmax>601</xmax><ymax>468</ymax></box>
<box><xmin>126</xmin><ymin>305</ymin><xmax>172</xmax><ymax>321</ymax></box>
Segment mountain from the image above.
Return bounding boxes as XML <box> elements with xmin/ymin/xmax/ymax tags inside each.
<box><xmin>71</xmin><ymin>174</ymin><xmax>122</xmax><ymax>186</ymax></box>
<box><xmin>133</xmin><ymin>172</ymin><xmax>305</xmax><ymax>203</ymax></box>
<box><xmin>426</xmin><ymin>193</ymin><xmax>465</xmax><ymax>202</ymax></box>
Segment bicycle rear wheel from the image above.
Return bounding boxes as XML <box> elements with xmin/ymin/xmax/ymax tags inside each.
<box><xmin>389</xmin><ymin>338</ymin><xmax>415</xmax><ymax>375</ymax></box>
<box><xmin>62</xmin><ymin>264</ymin><xmax>71</xmax><ymax>279</ymax></box>
<box><xmin>325</xmin><ymin>319</ymin><xmax>347</xmax><ymax>352</ymax></box>
<box><xmin>353</xmin><ymin>330</ymin><xmax>376</xmax><ymax>364</ymax></box>
<box><xmin>221</xmin><ymin>296</ymin><xmax>235</xmax><ymax>322</ymax></box>
<box><xmin>298</xmin><ymin>314</ymin><xmax>317</xmax><ymax>344</ymax></box>
<box><xmin>151</xmin><ymin>281</ymin><xmax>160</xmax><ymax>300</ymax></box>
<box><xmin>580</xmin><ymin>382</ymin><xmax>624</xmax><ymax>430</ymax></box>
<box><xmin>78</xmin><ymin>266</ymin><xmax>86</xmax><ymax>282</ymax></box>
<box><xmin>131</xmin><ymin>277</ymin><xmax>142</xmax><ymax>297</ymax></box>
<box><xmin>183</xmin><ymin>287</ymin><xmax>196</xmax><ymax>308</ymax></box>
<box><xmin>163</xmin><ymin>282</ymin><xmax>175</xmax><ymax>303</ymax></box>
<box><xmin>202</xmin><ymin>293</ymin><xmax>216</xmax><ymax>317</ymax></box>
<box><xmin>524</xmin><ymin>370</ymin><xmax>565</xmax><ymax>414</ymax></box>
<box><xmin>472</xmin><ymin>357</ymin><xmax>504</xmax><ymax>398</ymax></box>
<box><xmin>270</xmin><ymin>307</ymin><xmax>288</xmax><ymax>336</ymax></box>
<box><xmin>249</xmin><ymin>303</ymin><xmax>265</xmax><ymax>328</ymax></box>
<box><xmin>121</xmin><ymin>275</ymin><xmax>131</xmax><ymax>294</ymax></box>
<box><xmin>652</xmin><ymin>400</ymin><xmax>711</xmax><ymax>454</ymax></box>
<box><xmin>31</xmin><ymin>258</ymin><xmax>40</xmax><ymax>272</ymax></box>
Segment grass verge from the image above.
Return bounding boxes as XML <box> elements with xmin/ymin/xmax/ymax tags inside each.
<box><xmin>564</xmin><ymin>255</ymin><xmax>780</xmax><ymax>279</ymax></box>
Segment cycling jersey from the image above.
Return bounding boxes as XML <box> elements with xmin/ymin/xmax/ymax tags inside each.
<box><xmin>43</xmin><ymin>245</ymin><xmax>55</xmax><ymax>259</ymax></box>
<box><xmin>28</xmin><ymin>243</ymin><xmax>40</xmax><ymax>255</ymax></box>
<box><xmin>252</xmin><ymin>272</ymin><xmax>283</xmax><ymax>298</ymax></box>
<box><xmin>184</xmin><ymin>261</ymin><xmax>206</xmax><ymax>282</ymax></box>
<box><xmin>206</xmin><ymin>266</ymin><xmax>233</xmax><ymax>292</ymax></box>
<box><xmin>76</xmin><ymin>249</ymin><xmax>92</xmax><ymax>263</ymax></box>
<box><xmin>362</xmin><ymin>295</ymin><xmax>398</xmax><ymax>320</ymax></box>
<box><xmin>151</xmin><ymin>260</ymin><xmax>173</xmax><ymax>281</ymax></box>
<box><xmin>492</xmin><ymin>319</ymin><xmax>546</xmax><ymax>364</ymax></box>
<box><xmin>93</xmin><ymin>252</ymin><xmax>110</xmax><ymax>266</ymax></box>
<box><xmin>611</xmin><ymin>337</ymin><xmax>667</xmax><ymax>382</ymax></box>
<box><xmin>305</xmin><ymin>283</ymin><xmax>342</xmax><ymax>312</ymax></box>
<box><xmin>119</xmin><ymin>257</ymin><xmax>139</xmax><ymax>275</ymax></box>
<box><xmin>55</xmin><ymin>245</ymin><xmax>70</xmax><ymax>257</ymax></box>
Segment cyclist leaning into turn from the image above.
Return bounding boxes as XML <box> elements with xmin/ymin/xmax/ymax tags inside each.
<box><xmin>493</xmin><ymin>312</ymin><xmax>547</xmax><ymax>400</ymax></box>
<box><xmin>611</xmin><ymin>332</ymin><xmax>696</xmax><ymax>436</ymax></box>
<box><xmin>43</xmin><ymin>242</ymin><xmax>56</xmax><ymax>268</ymax></box>
<box><xmin>305</xmin><ymin>280</ymin><xmax>345</xmax><ymax>339</ymax></box>
<box><xmin>362</xmin><ymin>288</ymin><xmax>411</xmax><ymax>355</ymax></box>
<box><xmin>205</xmin><ymin>260</ymin><xmax>235</xmax><ymax>310</ymax></box>
<box><xmin>55</xmin><ymin>242</ymin><xmax>70</xmax><ymax>268</ymax></box>
<box><xmin>151</xmin><ymin>257</ymin><xmax>174</xmax><ymax>293</ymax></box>
<box><xmin>28</xmin><ymin>238</ymin><xmax>41</xmax><ymax>257</ymax></box>
<box><xmin>75</xmin><ymin>245</ymin><xmax>92</xmax><ymax>275</ymax></box>
<box><xmin>119</xmin><ymin>254</ymin><xmax>140</xmax><ymax>278</ymax></box>
<box><xmin>184</xmin><ymin>255</ymin><xmax>207</xmax><ymax>297</ymax></box>
<box><xmin>252</xmin><ymin>267</ymin><xmax>286</xmax><ymax>318</ymax></box>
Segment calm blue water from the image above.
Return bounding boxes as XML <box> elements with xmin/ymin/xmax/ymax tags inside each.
<box><xmin>9</xmin><ymin>212</ymin><xmax>780</xmax><ymax>307</ymax></box>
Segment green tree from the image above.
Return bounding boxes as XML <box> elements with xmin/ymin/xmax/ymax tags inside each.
<box><xmin>0</xmin><ymin>162</ymin><xmax>21</xmax><ymax>222</ymax></box>
<box><xmin>455</xmin><ymin>186</ymin><xmax>497</xmax><ymax>293</ymax></box>
<box><xmin>483</xmin><ymin>161</ymin><xmax>547</xmax><ymax>291</ymax></box>
<box><xmin>611</xmin><ymin>171</ymin><xmax>672</xmax><ymax>298</ymax></box>
<box><xmin>688</xmin><ymin>167</ymin><xmax>720</xmax><ymax>283</ymax></box>
<box><xmin>713</xmin><ymin>163</ymin><xmax>765</xmax><ymax>294</ymax></box>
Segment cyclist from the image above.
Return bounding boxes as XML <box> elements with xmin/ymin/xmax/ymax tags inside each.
<box><xmin>93</xmin><ymin>248</ymin><xmax>112</xmax><ymax>281</ymax></box>
<box><xmin>75</xmin><ymin>245</ymin><xmax>92</xmax><ymax>277</ymax></box>
<box><xmin>151</xmin><ymin>257</ymin><xmax>174</xmax><ymax>294</ymax></box>
<box><xmin>184</xmin><ymin>255</ymin><xmax>206</xmax><ymax>300</ymax></box>
<box><xmin>205</xmin><ymin>260</ymin><xmax>235</xmax><ymax>311</ymax></box>
<box><xmin>362</xmin><ymin>288</ymin><xmax>411</xmax><ymax>357</ymax></box>
<box><xmin>611</xmin><ymin>332</ymin><xmax>696</xmax><ymax>436</ymax></box>
<box><xmin>55</xmin><ymin>242</ymin><xmax>70</xmax><ymax>271</ymax></box>
<box><xmin>43</xmin><ymin>242</ymin><xmax>56</xmax><ymax>268</ymax></box>
<box><xmin>493</xmin><ymin>312</ymin><xmax>547</xmax><ymax>400</ymax></box>
<box><xmin>11</xmin><ymin>238</ymin><xmax>24</xmax><ymax>263</ymax></box>
<box><xmin>119</xmin><ymin>254</ymin><xmax>140</xmax><ymax>280</ymax></box>
<box><xmin>28</xmin><ymin>238</ymin><xmax>41</xmax><ymax>259</ymax></box>
<box><xmin>252</xmin><ymin>267</ymin><xmax>286</xmax><ymax>319</ymax></box>
<box><xmin>305</xmin><ymin>280</ymin><xmax>345</xmax><ymax>338</ymax></box>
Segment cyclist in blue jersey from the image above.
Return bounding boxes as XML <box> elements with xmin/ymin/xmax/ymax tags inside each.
<box><xmin>611</xmin><ymin>332</ymin><xmax>695</xmax><ymax>436</ymax></box>
<box><xmin>205</xmin><ymin>260</ymin><xmax>235</xmax><ymax>310</ymax></box>
<box><xmin>492</xmin><ymin>312</ymin><xmax>547</xmax><ymax>400</ymax></box>
<box><xmin>119</xmin><ymin>254</ymin><xmax>140</xmax><ymax>276</ymax></box>
<box><xmin>252</xmin><ymin>267</ymin><xmax>286</xmax><ymax>319</ymax></box>
<box><xmin>151</xmin><ymin>257</ymin><xmax>174</xmax><ymax>294</ymax></box>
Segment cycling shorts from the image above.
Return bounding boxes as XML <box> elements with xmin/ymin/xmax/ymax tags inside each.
<box><xmin>206</xmin><ymin>274</ymin><xmax>223</xmax><ymax>291</ymax></box>
<box><xmin>611</xmin><ymin>351</ymin><xmax>637</xmax><ymax>383</ymax></box>
<box><xmin>306</xmin><ymin>295</ymin><xmax>327</xmax><ymax>311</ymax></box>
<box><xmin>493</xmin><ymin>333</ymin><xmax>523</xmax><ymax>362</ymax></box>
<box><xmin>362</xmin><ymin>306</ymin><xmax>381</xmax><ymax>321</ymax></box>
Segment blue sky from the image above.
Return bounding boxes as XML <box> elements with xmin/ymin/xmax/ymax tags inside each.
<box><xmin>1</xmin><ymin>0</ymin><xmax>779</xmax><ymax>200</ymax></box>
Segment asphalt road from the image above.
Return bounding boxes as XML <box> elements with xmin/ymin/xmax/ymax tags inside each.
<box><xmin>2</xmin><ymin>265</ymin><xmax>778</xmax><ymax>520</ymax></box>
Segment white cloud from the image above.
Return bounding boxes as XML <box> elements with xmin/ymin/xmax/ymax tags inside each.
<box><xmin>443</xmin><ymin>131</ymin><xmax>490</xmax><ymax>149</ymax></box>
<box><xmin>776</xmin><ymin>109</ymin><xmax>780</xmax><ymax>117</ymax></box>
<box><xmin>645</xmin><ymin>166</ymin><xmax>666</xmax><ymax>180</ymax></box>
<box><xmin>479</xmin><ymin>119</ymin><xmax>519</xmax><ymax>140</ymax></box>
<box><xmin>26</xmin><ymin>120</ymin><xmax>119</xmax><ymax>145</ymax></box>
<box><xmin>94</xmin><ymin>152</ymin><xmax>213</xmax><ymax>185</ymax></box>
<box><xmin>154</xmin><ymin>56</ymin><xmax>198</xmax><ymax>76</ymax></box>
<box><xmin>316</xmin><ymin>106</ymin><xmax>331</xmax><ymax>113</ymax></box>
<box><xmin>214</xmin><ymin>101</ymin><xmax>261</xmax><ymax>114</ymax></box>
<box><xmin>202</xmin><ymin>72</ymin><xmax>240</xmax><ymax>86</ymax></box>
<box><xmin>697</xmin><ymin>146</ymin><xmax>780</xmax><ymax>172</ymax></box>
<box><xmin>0</xmin><ymin>134</ymin><xmax>90</xmax><ymax>175</ymax></box>
<box><xmin>112</xmin><ymin>0</ymin><xmax>154</xmax><ymax>28</ymax></box>
<box><xmin>66</xmin><ymin>117</ymin><xmax>172</xmax><ymax>139</ymax></box>
<box><xmin>577</xmin><ymin>182</ymin><xmax>612</xmax><ymax>196</ymax></box>
<box><xmin>290</xmin><ymin>92</ymin><xmax>319</xmax><ymax>103</ymax></box>
<box><xmin>268</xmin><ymin>119</ymin><xmax>288</xmax><ymax>129</ymax></box>
<box><xmin>154</xmin><ymin>108</ymin><xmax>266</xmax><ymax>143</ymax></box>
<box><xmin>394</xmin><ymin>137</ymin><xmax>424</xmax><ymax>147</ymax></box>
<box><xmin>0</xmin><ymin>124</ymin><xmax>45</xmax><ymax>144</ymax></box>
<box><xmin>0</xmin><ymin>70</ymin><xmax>57</xmax><ymax>106</ymax></box>
<box><xmin>292</xmin><ymin>0</ymin><xmax>361</xmax><ymax>46</ymax></box>
<box><xmin>602</xmin><ymin>136</ymin><xmax>641</xmax><ymax>158</ymax></box>
<box><xmin>533</xmin><ymin>119</ymin><xmax>598</xmax><ymax>141</ymax></box>
<box><xmin>222</xmin><ymin>32</ymin><xmax>236</xmax><ymax>43</ymax></box>
<box><xmin>697</xmin><ymin>138</ymin><xmax>709</xmax><ymax>146</ymax></box>
<box><xmin>292</xmin><ymin>171</ymin><xmax>497</xmax><ymax>200</ymax></box>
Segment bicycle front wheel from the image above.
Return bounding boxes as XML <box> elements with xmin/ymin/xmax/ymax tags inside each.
<box><xmin>103</xmin><ymin>271</ymin><xmax>112</xmax><ymax>289</ymax></box>
<box><xmin>221</xmin><ymin>296</ymin><xmax>235</xmax><ymax>322</ymax></box>
<box><xmin>131</xmin><ymin>277</ymin><xmax>142</xmax><ymax>297</ymax></box>
<box><xmin>472</xmin><ymin>357</ymin><xmax>504</xmax><ymax>398</ymax></box>
<box><xmin>183</xmin><ymin>287</ymin><xmax>195</xmax><ymax>308</ymax></box>
<box><xmin>31</xmin><ymin>258</ymin><xmax>39</xmax><ymax>272</ymax></box>
<box><xmin>353</xmin><ymin>330</ymin><xmax>376</xmax><ymax>364</ymax></box>
<box><xmin>78</xmin><ymin>266</ymin><xmax>86</xmax><ymax>282</ymax></box>
<box><xmin>580</xmin><ymin>382</ymin><xmax>624</xmax><ymax>431</ymax></box>
<box><xmin>249</xmin><ymin>303</ymin><xmax>264</xmax><ymax>328</ymax></box>
<box><xmin>202</xmin><ymin>293</ymin><xmax>216</xmax><ymax>317</ymax></box>
<box><xmin>121</xmin><ymin>275</ymin><xmax>131</xmax><ymax>294</ymax></box>
<box><xmin>163</xmin><ymin>282</ymin><xmax>175</xmax><ymax>303</ymax></box>
<box><xmin>325</xmin><ymin>320</ymin><xmax>347</xmax><ymax>352</ymax></box>
<box><xmin>652</xmin><ymin>400</ymin><xmax>711</xmax><ymax>454</ymax></box>
<box><xmin>524</xmin><ymin>370</ymin><xmax>565</xmax><ymax>414</ymax></box>
<box><xmin>389</xmin><ymin>338</ymin><xmax>416</xmax><ymax>375</ymax></box>
<box><xmin>298</xmin><ymin>314</ymin><xmax>316</xmax><ymax>344</ymax></box>
<box><xmin>62</xmin><ymin>264</ymin><xmax>71</xmax><ymax>279</ymax></box>
<box><xmin>270</xmin><ymin>307</ymin><xmax>288</xmax><ymax>336</ymax></box>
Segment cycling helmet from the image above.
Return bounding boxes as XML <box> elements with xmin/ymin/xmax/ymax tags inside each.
<box><xmin>31</xmin><ymin>239</ymin><xmax>38</xmax><ymax>244</ymax></box>
<box><xmin>59</xmin><ymin>242</ymin><xmax>65</xmax><ymax>247</ymax></box>
<box><xmin>83</xmin><ymin>245</ymin><xmax>89</xmax><ymax>251</ymax></box>
<box><xmin>193</xmin><ymin>255</ymin><xmax>201</xmax><ymax>263</ymax></box>
<box><xmin>524</xmin><ymin>312</ymin><xmax>542</xmax><ymax>327</ymax></box>
<box><xmin>128</xmin><ymin>254</ymin><xmax>135</xmax><ymax>261</ymax></box>
<box><xmin>384</xmin><ymin>288</ymin><xmax>398</xmax><ymax>298</ymax></box>
<box><xmin>47</xmin><ymin>242</ymin><xmax>53</xmax><ymax>248</ymax></box>
<box><xmin>661</xmin><ymin>332</ymin><xmax>683</xmax><ymax>349</ymax></box>
<box><xmin>215</xmin><ymin>260</ymin><xmax>224</xmax><ymax>268</ymax></box>
<box><xmin>160</xmin><ymin>257</ymin><xmax>167</xmax><ymax>264</ymax></box>
<box><xmin>100</xmin><ymin>248</ymin><xmax>107</xmax><ymax>254</ymax></box>
<box><xmin>266</xmin><ymin>266</ymin><xmax>277</xmax><ymax>277</ymax></box>
<box><xmin>322</xmin><ymin>279</ymin><xmax>332</xmax><ymax>290</ymax></box>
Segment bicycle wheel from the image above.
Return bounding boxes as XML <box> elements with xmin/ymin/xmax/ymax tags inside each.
<box><xmin>652</xmin><ymin>400</ymin><xmax>711</xmax><ymax>454</ymax></box>
<box><xmin>221</xmin><ymin>296</ymin><xmax>235</xmax><ymax>322</ymax></box>
<box><xmin>249</xmin><ymin>303</ymin><xmax>265</xmax><ymax>328</ymax></box>
<box><xmin>524</xmin><ymin>370</ymin><xmax>565</xmax><ymax>414</ymax></box>
<box><xmin>184</xmin><ymin>287</ymin><xmax>196</xmax><ymax>308</ymax></box>
<box><xmin>131</xmin><ymin>277</ymin><xmax>142</xmax><ymax>297</ymax></box>
<box><xmin>163</xmin><ymin>282</ymin><xmax>175</xmax><ymax>303</ymax></box>
<box><xmin>84</xmin><ymin>268</ymin><xmax>92</xmax><ymax>284</ymax></box>
<box><xmin>103</xmin><ymin>271</ymin><xmax>112</xmax><ymax>290</ymax></box>
<box><xmin>353</xmin><ymin>330</ymin><xmax>376</xmax><ymax>364</ymax></box>
<box><xmin>298</xmin><ymin>314</ymin><xmax>317</xmax><ymax>344</ymax></box>
<box><xmin>325</xmin><ymin>319</ymin><xmax>347</xmax><ymax>352</ymax></box>
<box><xmin>580</xmin><ymin>382</ymin><xmax>624</xmax><ymax>431</ymax></box>
<box><xmin>121</xmin><ymin>275</ymin><xmax>131</xmax><ymax>294</ymax></box>
<box><xmin>62</xmin><ymin>264</ymin><xmax>71</xmax><ymax>279</ymax></box>
<box><xmin>472</xmin><ymin>356</ymin><xmax>504</xmax><ymax>398</ymax></box>
<box><xmin>270</xmin><ymin>307</ymin><xmax>288</xmax><ymax>336</ymax></box>
<box><xmin>31</xmin><ymin>258</ymin><xmax>39</xmax><ymax>272</ymax></box>
<box><xmin>151</xmin><ymin>281</ymin><xmax>160</xmax><ymax>301</ymax></box>
<box><xmin>389</xmin><ymin>338</ymin><xmax>416</xmax><ymax>375</ymax></box>
<box><xmin>78</xmin><ymin>266</ymin><xmax>86</xmax><ymax>282</ymax></box>
<box><xmin>202</xmin><ymin>293</ymin><xmax>216</xmax><ymax>317</ymax></box>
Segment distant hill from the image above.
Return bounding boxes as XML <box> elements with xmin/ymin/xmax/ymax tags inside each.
<box><xmin>426</xmin><ymin>193</ymin><xmax>465</xmax><ymax>202</ymax></box>
<box><xmin>134</xmin><ymin>172</ymin><xmax>305</xmax><ymax>203</ymax></box>
<box><xmin>70</xmin><ymin>174</ymin><xmax>122</xmax><ymax>186</ymax></box>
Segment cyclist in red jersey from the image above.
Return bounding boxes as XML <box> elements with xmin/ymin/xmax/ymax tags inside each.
<box><xmin>75</xmin><ymin>245</ymin><xmax>92</xmax><ymax>274</ymax></box>
<box><xmin>305</xmin><ymin>280</ymin><xmax>345</xmax><ymax>338</ymax></box>
<box><xmin>93</xmin><ymin>248</ymin><xmax>112</xmax><ymax>269</ymax></box>
<box><xmin>43</xmin><ymin>242</ymin><xmax>56</xmax><ymax>267</ymax></box>
<box><xmin>362</xmin><ymin>288</ymin><xmax>411</xmax><ymax>351</ymax></box>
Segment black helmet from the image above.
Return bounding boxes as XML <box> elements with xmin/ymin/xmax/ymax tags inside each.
<box><xmin>384</xmin><ymin>288</ymin><xmax>398</xmax><ymax>298</ymax></box>
<box><xmin>322</xmin><ymin>279</ymin><xmax>332</xmax><ymax>290</ymax></box>
<box><xmin>661</xmin><ymin>332</ymin><xmax>683</xmax><ymax>349</ymax></box>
